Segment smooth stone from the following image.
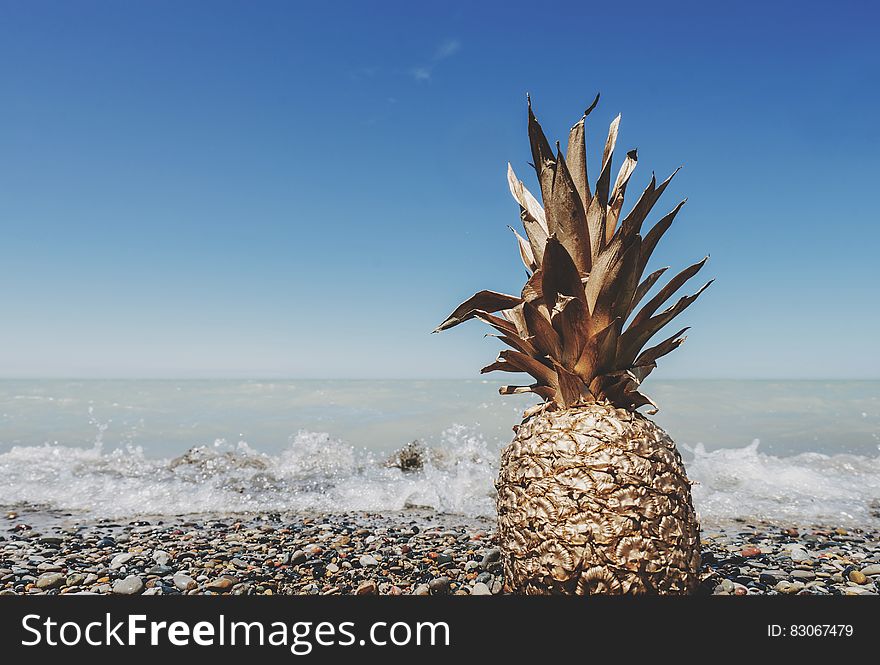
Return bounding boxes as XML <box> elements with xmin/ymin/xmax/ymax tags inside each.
<box><xmin>66</xmin><ymin>573</ymin><xmax>86</xmax><ymax>587</ymax></box>
<box><xmin>789</xmin><ymin>547</ymin><xmax>810</xmax><ymax>562</ymax></box>
<box><xmin>790</xmin><ymin>570</ymin><xmax>815</xmax><ymax>580</ymax></box>
<box><xmin>480</xmin><ymin>548</ymin><xmax>501</xmax><ymax>568</ymax></box>
<box><xmin>152</xmin><ymin>550</ymin><xmax>170</xmax><ymax>566</ymax></box>
<box><xmin>35</xmin><ymin>573</ymin><xmax>65</xmax><ymax>590</ymax></box>
<box><xmin>359</xmin><ymin>555</ymin><xmax>379</xmax><ymax>568</ymax></box>
<box><xmin>112</xmin><ymin>575</ymin><xmax>144</xmax><ymax>595</ymax></box>
<box><xmin>848</xmin><ymin>570</ymin><xmax>868</xmax><ymax>585</ymax></box>
<box><xmin>412</xmin><ymin>584</ymin><xmax>430</xmax><ymax>596</ymax></box>
<box><xmin>172</xmin><ymin>574</ymin><xmax>197</xmax><ymax>591</ymax></box>
<box><xmin>428</xmin><ymin>577</ymin><xmax>450</xmax><ymax>595</ymax></box>
<box><xmin>860</xmin><ymin>564</ymin><xmax>880</xmax><ymax>576</ymax></box>
<box><xmin>205</xmin><ymin>577</ymin><xmax>235</xmax><ymax>592</ymax></box>
<box><xmin>355</xmin><ymin>581</ymin><xmax>378</xmax><ymax>595</ymax></box>
<box><xmin>290</xmin><ymin>550</ymin><xmax>307</xmax><ymax>566</ymax></box>
<box><xmin>775</xmin><ymin>580</ymin><xmax>804</xmax><ymax>594</ymax></box>
<box><xmin>110</xmin><ymin>553</ymin><xmax>134</xmax><ymax>569</ymax></box>
<box><xmin>471</xmin><ymin>582</ymin><xmax>491</xmax><ymax>595</ymax></box>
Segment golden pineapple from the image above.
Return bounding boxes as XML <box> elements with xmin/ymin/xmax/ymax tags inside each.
<box><xmin>436</xmin><ymin>95</ymin><xmax>710</xmax><ymax>594</ymax></box>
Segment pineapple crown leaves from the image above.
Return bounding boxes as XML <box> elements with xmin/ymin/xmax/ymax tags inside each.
<box><xmin>435</xmin><ymin>95</ymin><xmax>712</xmax><ymax>413</ymax></box>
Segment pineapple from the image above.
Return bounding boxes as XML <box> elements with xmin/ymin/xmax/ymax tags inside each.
<box><xmin>435</xmin><ymin>95</ymin><xmax>710</xmax><ymax>594</ymax></box>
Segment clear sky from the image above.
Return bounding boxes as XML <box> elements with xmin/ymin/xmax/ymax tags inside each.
<box><xmin>0</xmin><ymin>0</ymin><xmax>878</xmax><ymax>379</ymax></box>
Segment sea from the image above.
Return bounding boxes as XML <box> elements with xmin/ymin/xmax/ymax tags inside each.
<box><xmin>0</xmin><ymin>379</ymin><xmax>878</xmax><ymax>526</ymax></box>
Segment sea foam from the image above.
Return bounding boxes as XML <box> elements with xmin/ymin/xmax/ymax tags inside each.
<box><xmin>1</xmin><ymin>428</ymin><xmax>878</xmax><ymax>526</ymax></box>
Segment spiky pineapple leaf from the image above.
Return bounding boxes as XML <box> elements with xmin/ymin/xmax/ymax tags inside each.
<box><xmin>522</xmin><ymin>301</ymin><xmax>562</xmax><ymax>359</ymax></box>
<box><xmin>527</xmin><ymin>96</ymin><xmax>557</xmax><ymax>205</ymax></box>
<box><xmin>548</xmin><ymin>144</ymin><xmax>591</xmax><ymax>273</ymax></box>
<box><xmin>637</xmin><ymin>199</ymin><xmax>687</xmax><ymax>278</ymax></box>
<box><xmin>631</xmin><ymin>266</ymin><xmax>669</xmax><ymax>316</ymax></box>
<box><xmin>629</xmin><ymin>256</ymin><xmax>708</xmax><ymax>330</ymax></box>
<box><xmin>541</xmin><ymin>236</ymin><xmax>587</xmax><ymax>312</ymax></box>
<box><xmin>618</xmin><ymin>281</ymin><xmax>713</xmax><ymax>365</ymax></box>
<box><xmin>634</xmin><ymin>327</ymin><xmax>689</xmax><ymax>367</ymax></box>
<box><xmin>435</xmin><ymin>291</ymin><xmax>522</xmax><ymax>332</ymax></box>
<box><xmin>594</xmin><ymin>114</ymin><xmax>621</xmax><ymax>208</ymax></box>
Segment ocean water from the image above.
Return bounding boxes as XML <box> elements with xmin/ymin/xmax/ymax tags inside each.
<box><xmin>0</xmin><ymin>379</ymin><xmax>878</xmax><ymax>526</ymax></box>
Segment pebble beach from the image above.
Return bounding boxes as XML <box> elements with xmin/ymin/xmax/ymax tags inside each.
<box><xmin>1</xmin><ymin>507</ymin><xmax>878</xmax><ymax>596</ymax></box>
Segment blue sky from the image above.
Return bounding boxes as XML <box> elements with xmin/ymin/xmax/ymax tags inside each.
<box><xmin>0</xmin><ymin>0</ymin><xmax>878</xmax><ymax>379</ymax></box>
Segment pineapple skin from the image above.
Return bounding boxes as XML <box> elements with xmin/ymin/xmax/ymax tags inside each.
<box><xmin>496</xmin><ymin>401</ymin><xmax>701</xmax><ymax>594</ymax></box>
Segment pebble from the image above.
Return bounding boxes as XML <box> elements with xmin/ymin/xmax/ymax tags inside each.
<box><xmin>206</xmin><ymin>577</ymin><xmax>236</xmax><ymax>592</ymax></box>
<box><xmin>789</xmin><ymin>547</ymin><xmax>810</xmax><ymax>562</ymax></box>
<box><xmin>471</xmin><ymin>582</ymin><xmax>491</xmax><ymax>595</ymax></box>
<box><xmin>790</xmin><ymin>570</ymin><xmax>815</xmax><ymax>581</ymax></box>
<box><xmin>110</xmin><ymin>553</ymin><xmax>134</xmax><ymax>569</ymax></box>
<box><xmin>359</xmin><ymin>554</ymin><xmax>379</xmax><ymax>567</ymax></box>
<box><xmin>35</xmin><ymin>573</ymin><xmax>64</xmax><ymax>590</ymax></box>
<box><xmin>428</xmin><ymin>577</ymin><xmax>450</xmax><ymax>595</ymax></box>
<box><xmin>5</xmin><ymin>510</ymin><xmax>879</xmax><ymax>597</ymax></box>
<box><xmin>848</xmin><ymin>570</ymin><xmax>868</xmax><ymax>585</ymax></box>
<box><xmin>112</xmin><ymin>576</ymin><xmax>144</xmax><ymax>595</ymax></box>
<box><xmin>173</xmin><ymin>574</ymin><xmax>196</xmax><ymax>591</ymax></box>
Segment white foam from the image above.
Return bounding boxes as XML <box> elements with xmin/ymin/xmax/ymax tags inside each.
<box><xmin>1</xmin><ymin>430</ymin><xmax>878</xmax><ymax>526</ymax></box>
<box><xmin>0</xmin><ymin>427</ymin><xmax>499</xmax><ymax>518</ymax></box>
<box><xmin>684</xmin><ymin>439</ymin><xmax>880</xmax><ymax>525</ymax></box>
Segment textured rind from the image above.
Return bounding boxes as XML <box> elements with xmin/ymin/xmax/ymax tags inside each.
<box><xmin>496</xmin><ymin>401</ymin><xmax>701</xmax><ymax>595</ymax></box>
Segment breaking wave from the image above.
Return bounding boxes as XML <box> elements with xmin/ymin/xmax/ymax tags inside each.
<box><xmin>1</xmin><ymin>430</ymin><xmax>878</xmax><ymax>526</ymax></box>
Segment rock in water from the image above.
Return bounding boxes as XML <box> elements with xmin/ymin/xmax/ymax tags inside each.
<box><xmin>384</xmin><ymin>441</ymin><xmax>427</xmax><ymax>472</ymax></box>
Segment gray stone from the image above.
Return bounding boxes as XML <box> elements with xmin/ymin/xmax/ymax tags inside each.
<box><xmin>172</xmin><ymin>573</ymin><xmax>196</xmax><ymax>591</ymax></box>
<box><xmin>789</xmin><ymin>547</ymin><xmax>810</xmax><ymax>562</ymax></box>
<box><xmin>110</xmin><ymin>553</ymin><xmax>134</xmax><ymax>569</ymax></box>
<box><xmin>790</xmin><ymin>570</ymin><xmax>816</xmax><ymax>581</ymax></box>
<box><xmin>471</xmin><ymin>582</ymin><xmax>491</xmax><ymax>595</ymax></box>
<box><xmin>428</xmin><ymin>577</ymin><xmax>450</xmax><ymax>595</ymax></box>
<box><xmin>359</xmin><ymin>554</ymin><xmax>379</xmax><ymax>568</ymax></box>
<box><xmin>35</xmin><ymin>572</ymin><xmax>64</xmax><ymax>590</ymax></box>
<box><xmin>480</xmin><ymin>548</ymin><xmax>501</xmax><ymax>569</ymax></box>
<box><xmin>112</xmin><ymin>575</ymin><xmax>144</xmax><ymax>595</ymax></box>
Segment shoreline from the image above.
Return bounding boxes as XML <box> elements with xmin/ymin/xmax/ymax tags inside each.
<box><xmin>2</xmin><ymin>507</ymin><xmax>878</xmax><ymax>596</ymax></box>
